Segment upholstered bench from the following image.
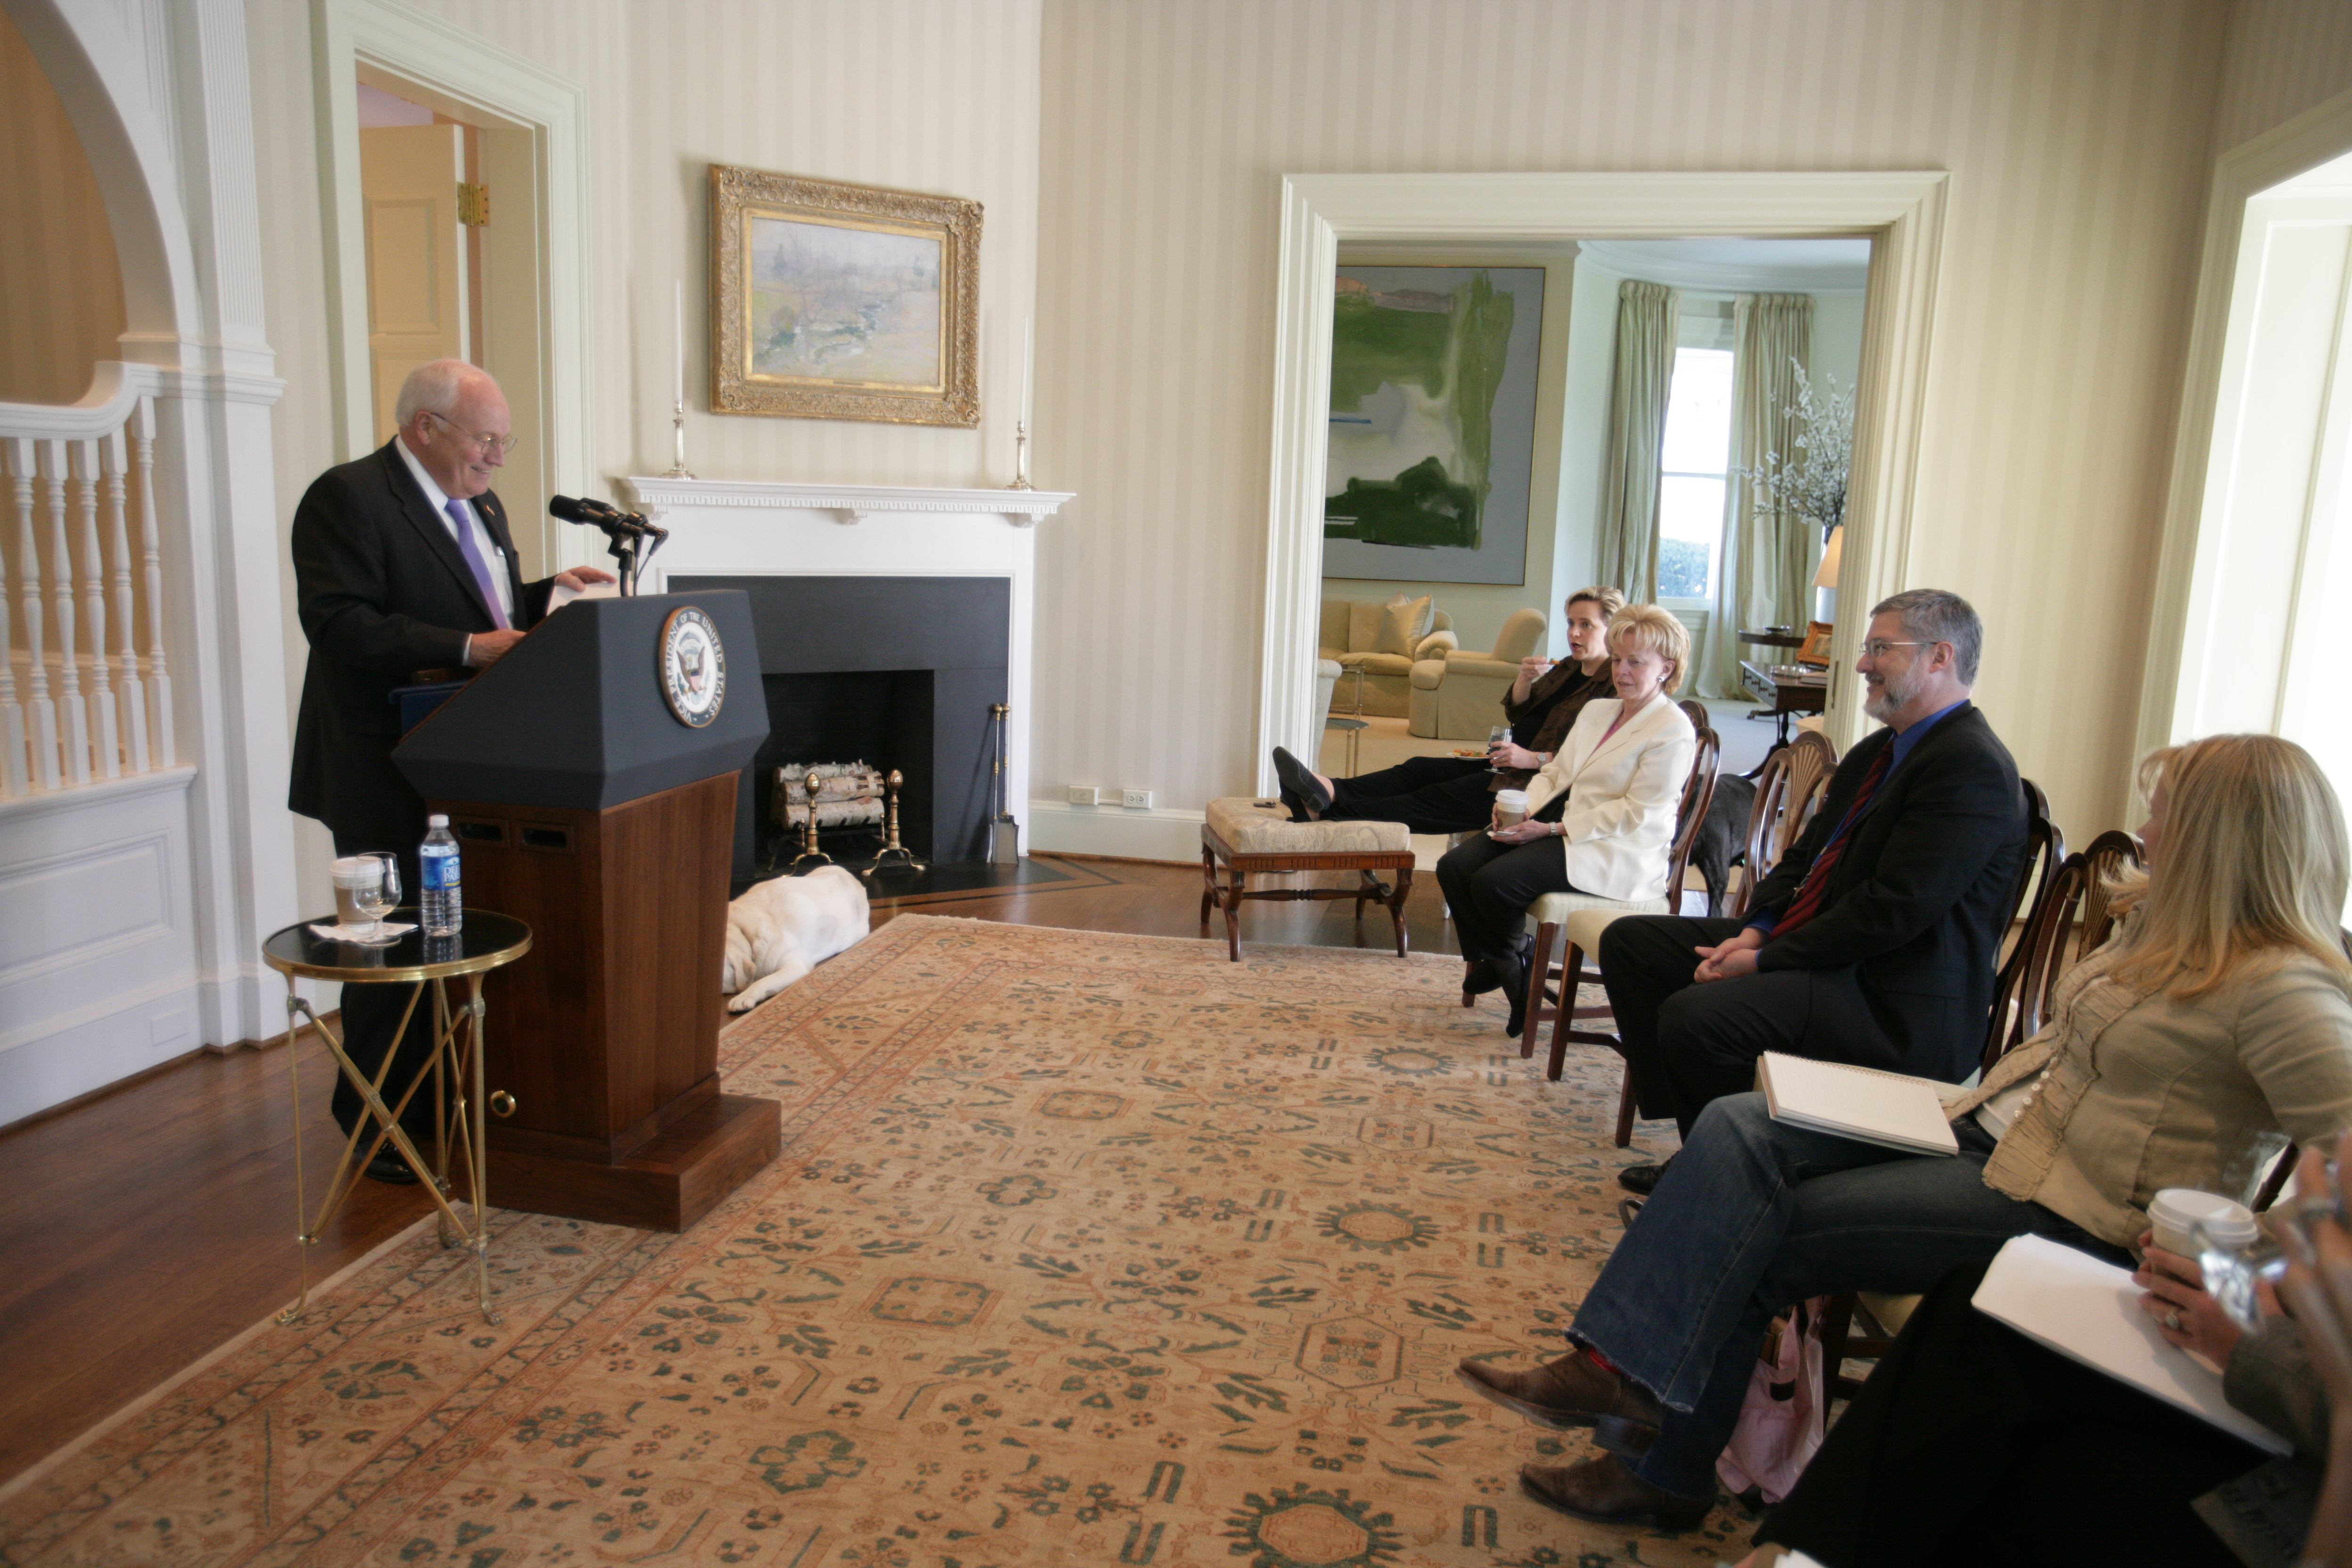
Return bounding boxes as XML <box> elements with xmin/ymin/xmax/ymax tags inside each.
<box><xmin>1199</xmin><ymin>798</ymin><xmax>1417</xmax><ymax>961</ymax></box>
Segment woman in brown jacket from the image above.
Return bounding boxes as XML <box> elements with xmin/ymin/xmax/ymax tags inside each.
<box><xmin>1451</xmin><ymin>733</ymin><xmax>2352</xmax><ymax>1532</ymax></box>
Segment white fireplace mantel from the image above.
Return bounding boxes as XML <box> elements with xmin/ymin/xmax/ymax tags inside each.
<box><xmin>619</xmin><ymin>475</ymin><xmax>1073</xmax><ymax>861</ymax></box>
<box><xmin>624</xmin><ymin>475</ymin><xmax>1074</xmax><ymax>528</ymax></box>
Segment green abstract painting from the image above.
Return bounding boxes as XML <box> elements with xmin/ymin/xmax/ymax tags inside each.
<box><xmin>1324</xmin><ymin>266</ymin><xmax>1543</xmax><ymax>586</ymax></box>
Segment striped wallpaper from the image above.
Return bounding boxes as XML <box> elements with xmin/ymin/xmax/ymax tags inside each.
<box><xmin>1029</xmin><ymin>0</ymin><xmax>2304</xmax><ymax>849</ymax></box>
<box><xmin>220</xmin><ymin>0</ymin><xmax>2352</xmax><ymax>878</ymax></box>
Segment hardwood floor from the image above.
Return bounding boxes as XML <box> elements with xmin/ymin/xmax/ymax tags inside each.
<box><xmin>0</xmin><ymin>855</ymin><xmax>1466</xmax><ymax>1491</ymax></box>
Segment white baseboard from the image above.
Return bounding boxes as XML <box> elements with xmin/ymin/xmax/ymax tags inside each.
<box><xmin>1026</xmin><ymin>800</ymin><xmax>1204</xmax><ymax>863</ymax></box>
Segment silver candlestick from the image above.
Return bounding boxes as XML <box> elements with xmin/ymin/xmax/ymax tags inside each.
<box><xmin>1006</xmin><ymin>420</ymin><xmax>1034</xmax><ymax>491</ymax></box>
<box><xmin>664</xmin><ymin>397</ymin><xmax>695</xmax><ymax>480</ymax></box>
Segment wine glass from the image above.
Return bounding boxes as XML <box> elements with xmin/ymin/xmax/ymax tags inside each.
<box><xmin>1487</xmin><ymin>725</ymin><xmax>1512</xmax><ymax>773</ymax></box>
<box><xmin>351</xmin><ymin>852</ymin><xmax>400</xmax><ymax>943</ymax></box>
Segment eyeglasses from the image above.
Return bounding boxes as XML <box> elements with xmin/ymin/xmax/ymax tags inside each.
<box><xmin>1859</xmin><ymin>639</ymin><xmax>1929</xmax><ymax>661</ymax></box>
<box><xmin>424</xmin><ymin>409</ymin><xmax>520</xmax><ymax>459</ymax></box>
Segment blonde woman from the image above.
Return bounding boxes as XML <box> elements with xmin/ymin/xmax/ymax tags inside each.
<box><xmin>1454</xmin><ymin>734</ymin><xmax>2352</xmax><ymax>1532</ymax></box>
<box><xmin>1436</xmin><ymin>604</ymin><xmax>1696</xmax><ymax>1037</ymax></box>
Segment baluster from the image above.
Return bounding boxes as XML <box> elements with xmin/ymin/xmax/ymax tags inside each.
<box><xmin>0</xmin><ymin>442</ymin><xmax>24</xmax><ymax>796</ymax></box>
<box><xmin>132</xmin><ymin>397</ymin><xmax>170</xmax><ymax>768</ymax></box>
<box><xmin>102</xmin><ymin>428</ymin><xmax>146</xmax><ymax>774</ymax></box>
<box><xmin>73</xmin><ymin>438</ymin><xmax>118</xmax><ymax>779</ymax></box>
<box><xmin>42</xmin><ymin>440</ymin><xmax>88</xmax><ymax>784</ymax></box>
<box><xmin>10</xmin><ymin>438</ymin><xmax>56</xmax><ymax>790</ymax></box>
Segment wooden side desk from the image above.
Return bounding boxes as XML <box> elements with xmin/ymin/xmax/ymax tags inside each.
<box><xmin>1740</xmin><ymin>660</ymin><xmax>1828</xmax><ymax>750</ymax></box>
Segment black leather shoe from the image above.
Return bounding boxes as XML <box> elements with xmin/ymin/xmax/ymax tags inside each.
<box><xmin>364</xmin><ymin>1151</ymin><xmax>421</xmax><ymax>1185</ymax></box>
<box><xmin>1519</xmin><ymin>1454</ymin><xmax>1711</xmax><ymax>1530</ymax></box>
<box><xmin>1462</xmin><ymin>958</ymin><xmax>1504</xmax><ymax>996</ymax></box>
<box><xmin>1499</xmin><ymin>957</ymin><xmax>1530</xmax><ymax>1036</ymax></box>
<box><xmin>1617</xmin><ymin>1158</ymin><xmax>1672</xmax><ymax>1196</ymax></box>
<box><xmin>1271</xmin><ymin>747</ymin><xmax>1331</xmax><ymax>817</ymax></box>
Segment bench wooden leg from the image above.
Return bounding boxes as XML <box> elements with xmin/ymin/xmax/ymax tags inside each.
<box><xmin>1218</xmin><ymin>863</ymin><xmax>1244</xmax><ymax>961</ymax></box>
<box><xmin>1199</xmin><ymin>846</ymin><xmax>1217</xmax><ymax>927</ymax></box>
<box><xmin>1387</xmin><ymin>869</ymin><xmax>1412</xmax><ymax>957</ymax></box>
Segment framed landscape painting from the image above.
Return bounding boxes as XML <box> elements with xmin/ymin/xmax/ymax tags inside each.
<box><xmin>710</xmin><ymin>164</ymin><xmax>980</xmax><ymax>425</ymax></box>
<box><xmin>1322</xmin><ymin>265</ymin><xmax>1544</xmax><ymax>585</ymax></box>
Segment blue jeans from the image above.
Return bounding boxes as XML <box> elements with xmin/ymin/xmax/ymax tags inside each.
<box><xmin>1568</xmin><ymin>1093</ymin><xmax>2123</xmax><ymax>1499</ymax></box>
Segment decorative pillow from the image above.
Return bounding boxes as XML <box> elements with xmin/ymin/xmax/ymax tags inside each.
<box><xmin>1376</xmin><ymin>594</ymin><xmax>1432</xmax><ymax>656</ymax></box>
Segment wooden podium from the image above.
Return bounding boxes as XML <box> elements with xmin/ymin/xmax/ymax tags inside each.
<box><xmin>393</xmin><ymin>591</ymin><xmax>776</xmax><ymax>1231</ymax></box>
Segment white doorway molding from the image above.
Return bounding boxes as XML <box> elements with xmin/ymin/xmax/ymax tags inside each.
<box><xmin>1259</xmin><ymin>171</ymin><xmax>1950</xmax><ymax>790</ymax></box>
<box><xmin>310</xmin><ymin>0</ymin><xmax>595</xmax><ymax>575</ymax></box>
<box><xmin>2134</xmin><ymin>87</ymin><xmax>2352</xmax><ymax>822</ymax></box>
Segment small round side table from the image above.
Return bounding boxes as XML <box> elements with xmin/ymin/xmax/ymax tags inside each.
<box><xmin>262</xmin><ymin>910</ymin><xmax>531</xmax><ymax>1325</ymax></box>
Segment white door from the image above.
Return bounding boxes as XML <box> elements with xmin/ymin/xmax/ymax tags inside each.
<box><xmin>360</xmin><ymin>124</ymin><xmax>468</xmax><ymax>444</ymax></box>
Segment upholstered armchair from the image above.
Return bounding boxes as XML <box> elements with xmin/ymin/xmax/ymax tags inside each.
<box><xmin>1317</xmin><ymin>596</ymin><xmax>1458</xmax><ymax>718</ymax></box>
<box><xmin>1408</xmin><ymin>607</ymin><xmax>1548</xmax><ymax>739</ymax></box>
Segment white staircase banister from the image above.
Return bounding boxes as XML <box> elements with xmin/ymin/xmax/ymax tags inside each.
<box><xmin>0</xmin><ymin>363</ymin><xmax>155</xmax><ymax>442</ymax></box>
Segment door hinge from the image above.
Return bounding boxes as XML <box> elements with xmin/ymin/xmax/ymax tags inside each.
<box><xmin>457</xmin><ymin>182</ymin><xmax>490</xmax><ymax>227</ymax></box>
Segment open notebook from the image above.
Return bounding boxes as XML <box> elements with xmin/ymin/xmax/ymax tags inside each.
<box><xmin>1973</xmin><ymin>1234</ymin><xmax>2291</xmax><ymax>1454</ymax></box>
<box><xmin>1756</xmin><ymin>1051</ymin><xmax>1960</xmax><ymax>1156</ymax></box>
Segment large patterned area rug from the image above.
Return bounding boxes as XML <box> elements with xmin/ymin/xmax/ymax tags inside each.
<box><xmin>0</xmin><ymin>915</ymin><xmax>1743</xmax><ymax>1568</ymax></box>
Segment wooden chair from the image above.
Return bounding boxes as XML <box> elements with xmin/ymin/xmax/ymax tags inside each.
<box><xmin>1724</xmin><ymin>745</ymin><xmax>1795</xmax><ymax>922</ymax></box>
<box><xmin>1820</xmin><ymin>782</ymin><xmax>2071</xmax><ymax>1394</ymax></box>
<box><xmin>1515</xmin><ymin>724</ymin><xmax>1721</xmax><ymax>1134</ymax></box>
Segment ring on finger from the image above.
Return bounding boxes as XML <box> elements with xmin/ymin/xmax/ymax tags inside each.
<box><xmin>2163</xmin><ymin>1310</ymin><xmax>2184</xmax><ymax>1331</ymax></box>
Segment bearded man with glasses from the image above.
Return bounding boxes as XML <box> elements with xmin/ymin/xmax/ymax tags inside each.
<box><xmin>288</xmin><ymin>359</ymin><xmax>613</xmax><ymax>1184</ymax></box>
<box><xmin>1597</xmin><ymin>588</ymin><xmax>2028</xmax><ymax>1195</ymax></box>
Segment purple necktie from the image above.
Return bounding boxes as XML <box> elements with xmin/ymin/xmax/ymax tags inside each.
<box><xmin>446</xmin><ymin>498</ymin><xmax>510</xmax><ymax>630</ymax></box>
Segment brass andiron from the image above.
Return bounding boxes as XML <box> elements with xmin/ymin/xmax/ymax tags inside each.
<box><xmin>788</xmin><ymin>770</ymin><xmax>833</xmax><ymax>873</ymax></box>
<box><xmin>988</xmin><ymin>702</ymin><xmax>1020</xmax><ymax>864</ymax></box>
<box><xmin>866</xmin><ymin>768</ymin><xmax>923</xmax><ymax>876</ymax></box>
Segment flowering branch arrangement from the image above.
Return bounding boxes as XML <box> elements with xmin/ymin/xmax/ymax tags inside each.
<box><xmin>1734</xmin><ymin>360</ymin><xmax>1854</xmax><ymax>536</ymax></box>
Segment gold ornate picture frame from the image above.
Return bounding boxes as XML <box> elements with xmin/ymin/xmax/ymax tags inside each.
<box><xmin>710</xmin><ymin>164</ymin><xmax>980</xmax><ymax>425</ymax></box>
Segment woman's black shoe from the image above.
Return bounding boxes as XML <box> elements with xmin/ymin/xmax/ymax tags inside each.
<box><xmin>1271</xmin><ymin>747</ymin><xmax>1331</xmax><ymax>817</ymax></box>
<box><xmin>1462</xmin><ymin>958</ymin><xmax>1504</xmax><ymax>996</ymax></box>
<box><xmin>1498</xmin><ymin>956</ymin><xmax>1529</xmax><ymax>1036</ymax></box>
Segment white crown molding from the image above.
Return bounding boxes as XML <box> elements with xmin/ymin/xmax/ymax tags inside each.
<box><xmin>1262</xmin><ymin>170</ymin><xmax>1949</xmax><ymax>782</ymax></box>
<box><xmin>1576</xmin><ymin>239</ymin><xmax>1871</xmax><ymax>294</ymax></box>
<box><xmin>622</xmin><ymin>476</ymin><xmax>1076</xmax><ymax>528</ymax></box>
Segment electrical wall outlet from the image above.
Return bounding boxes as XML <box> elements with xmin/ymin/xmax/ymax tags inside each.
<box><xmin>1067</xmin><ymin>784</ymin><xmax>1101</xmax><ymax>806</ymax></box>
<box><xmin>1122</xmin><ymin>788</ymin><xmax>1153</xmax><ymax>809</ymax></box>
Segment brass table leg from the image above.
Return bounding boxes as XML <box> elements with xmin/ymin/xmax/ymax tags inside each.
<box><xmin>278</xmin><ymin>979</ymin><xmax>499</xmax><ymax>1326</ymax></box>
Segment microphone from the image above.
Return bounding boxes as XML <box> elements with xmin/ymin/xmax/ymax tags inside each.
<box><xmin>550</xmin><ymin>494</ymin><xmax>639</xmax><ymax>531</ymax></box>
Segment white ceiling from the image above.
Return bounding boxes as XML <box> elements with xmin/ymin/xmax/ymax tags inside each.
<box><xmin>1577</xmin><ymin>238</ymin><xmax>1873</xmax><ymax>293</ymax></box>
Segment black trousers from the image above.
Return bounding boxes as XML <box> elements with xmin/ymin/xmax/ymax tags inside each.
<box><xmin>1757</xmin><ymin>1258</ymin><xmax>2262</xmax><ymax>1568</ymax></box>
<box><xmin>329</xmin><ymin>825</ymin><xmax>444</xmax><ymax>1150</ymax></box>
<box><xmin>1596</xmin><ymin>914</ymin><xmax>1897</xmax><ymax>1137</ymax></box>
<box><xmin>1435</xmin><ymin>832</ymin><xmax>1581</xmax><ymax>965</ymax></box>
<box><xmin>1326</xmin><ymin>755</ymin><xmax>1498</xmax><ymax>834</ymax></box>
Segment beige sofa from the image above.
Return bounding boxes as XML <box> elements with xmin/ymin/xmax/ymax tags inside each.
<box><xmin>1318</xmin><ymin>597</ymin><xmax>1458</xmax><ymax>718</ymax></box>
<box><xmin>1409</xmin><ymin>607</ymin><xmax>1548</xmax><ymax>739</ymax></box>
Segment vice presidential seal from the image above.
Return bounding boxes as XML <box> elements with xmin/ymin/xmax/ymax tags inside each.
<box><xmin>658</xmin><ymin>606</ymin><xmax>725</xmax><ymax>728</ymax></box>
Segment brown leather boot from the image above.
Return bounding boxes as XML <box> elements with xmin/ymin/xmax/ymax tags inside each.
<box><xmin>1454</xmin><ymin>1350</ymin><xmax>1665</xmax><ymax>1452</ymax></box>
<box><xmin>1519</xmin><ymin>1453</ymin><xmax>1713</xmax><ymax>1530</ymax></box>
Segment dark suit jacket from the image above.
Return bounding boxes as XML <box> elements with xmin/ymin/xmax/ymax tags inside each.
<box><xmin>1749</xmin><ymin>703</ymin><xmax>2028</xmax><ymax>1081</ymax></box>
<box><xmin>287</xmin><ymin>441</ymin><xmax>555</xmax><ymax>842</ymax></box>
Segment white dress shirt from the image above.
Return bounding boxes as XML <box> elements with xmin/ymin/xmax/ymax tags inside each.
<box><xmin>392</xmin><ymin>436</ymin><xmax>515</xmax><ymax>663</ymax></box>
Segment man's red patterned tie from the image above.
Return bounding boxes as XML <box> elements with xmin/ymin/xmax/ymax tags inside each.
<box><xmin>1769</xmin><ymin>744</ymin><xmax>1892</xmax><ymax>941</ymax></box>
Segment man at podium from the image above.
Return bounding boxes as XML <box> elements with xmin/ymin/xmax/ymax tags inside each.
<box><xmin>287</xmin><ymin>359</ymin><xmax>612</xmax><ymax>1184</ymax></box>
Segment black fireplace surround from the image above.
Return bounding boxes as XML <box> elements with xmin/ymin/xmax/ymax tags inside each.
<box><xmin>671</xmin><ymin>575</ymin><xmax>1010</xmax><ymax>883</ymax></box>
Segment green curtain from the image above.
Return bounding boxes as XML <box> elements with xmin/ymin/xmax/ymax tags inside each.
<box><xmin>1597</xmin><ymin>280</ymin><xmax>1679</xmax><ymax>604</ymax></box>
<box><xmin>1696</xmin><ymin>293</ymin><xmax>1813</xmax><ymax>700</ymax></box>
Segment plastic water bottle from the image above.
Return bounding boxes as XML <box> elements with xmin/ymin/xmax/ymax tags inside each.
<box><xmin>419</xmin><ymin>815</ymin><xmax>462</xmax><ymax>936</ymax></box>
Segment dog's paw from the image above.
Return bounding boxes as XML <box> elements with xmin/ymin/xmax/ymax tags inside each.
<box><xmin>726</xmin><ymin>994</ymin><xmax>755</xmax><ymax>1013</ymax></box>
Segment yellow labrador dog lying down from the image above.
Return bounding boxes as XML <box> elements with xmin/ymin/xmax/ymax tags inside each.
<box><xmin>721</xmin><ymin>865</ymin><xmax>872</xmax><ymax>1012</ymax></box>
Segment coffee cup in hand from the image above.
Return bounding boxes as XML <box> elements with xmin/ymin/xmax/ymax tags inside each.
<box><xmin>1493</xmin><ymin>789</ymin><xmax>1529</xmax><ymax>829</ymax></box>
<box><xmin>2148</xmin><ymin>1188</ymin><xmax>2258</xmax><ymax>1259</ymax></box>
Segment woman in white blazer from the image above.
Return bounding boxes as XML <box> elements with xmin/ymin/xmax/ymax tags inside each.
<box><xmin>1438</xmin><ymin>605</ymin><xmax>1698</xmax><ymax>1035</ymax></box>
